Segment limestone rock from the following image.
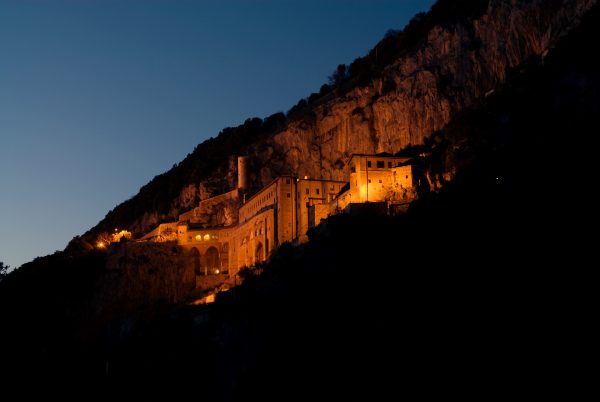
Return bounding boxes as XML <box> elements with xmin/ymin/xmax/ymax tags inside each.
<box><xmin>253</xmin><ymin>0</ymin><xmax>595</xmax><ymax>186</ymax></box>
<box><xmin>91</xmin><ymin>0</ymin><xmax>596</xmax><ymax>238</ymax></box>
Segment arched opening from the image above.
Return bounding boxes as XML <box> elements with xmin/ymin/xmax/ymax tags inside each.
<box><xmin>191</xmin><ymin>247</ymin><xmax>201</xmax><ymax>275</ymax></box>
<box><xmin>255</xmin><ymin>242</ymin><xmax>264</xmax><ymax>264</ymax></box>
<box><xmin>206</xmin><ymin>246</ymin><xmax>220</xmax><ymax>275</ymax></box>
<box><xmin>221</xmin><ymin>243</ymin><xmax>229</xmax><ymax>274</ymax></box>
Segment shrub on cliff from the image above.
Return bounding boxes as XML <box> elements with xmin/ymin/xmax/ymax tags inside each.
<box><xmin>0</xmin><ymin>261</ymin><xmax>8</xmax><ymax>281</ymax></box>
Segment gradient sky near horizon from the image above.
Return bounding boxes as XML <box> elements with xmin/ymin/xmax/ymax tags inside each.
<box><xmin>0</xmin><ymin>0</ymin><xmax>435</xmax><ymax>269</ymax></box>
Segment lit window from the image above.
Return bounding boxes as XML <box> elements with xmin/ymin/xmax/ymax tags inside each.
<box><xmin>195</xmin><ymin>235</ymin><xmax>202</xmax><ymax>241</ymax></box>
<box><xmin>204</xmin><ymin>234</ymin><xmax>210</xmax><ymax>241</ymax></box>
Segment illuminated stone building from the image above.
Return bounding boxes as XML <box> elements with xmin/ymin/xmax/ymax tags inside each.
<box><xmin>176</xmin><ymin>224</ymin><xmax>234</xmax><ymax>276</ymax></box>
<box><xmin>295</xmin><ymin>178</ymin><xmax>346</xmax><ymax>243</ymax></box>
<box><xmin>309</xmin><ymin>154</ymin><xmax>417</xmax><ymax>230</ymax></box>
<box><xmin>142</xmin><ymin>154</ymin><xmax>417</xmax><ymax>281</ymax></box>
<box><xmin>330</xmin><ymin>154</ymin><xmax>416</xmax><ymax>209</ymax></box>
<box><xmin>227</xmin><ymin>175</ymin><xmax>343</xmax><ymax>269</ymax></box>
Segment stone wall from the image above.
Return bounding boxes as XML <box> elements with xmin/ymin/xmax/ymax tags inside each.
<box><xmin>230</xmin><ymin>208</ymin><xmax>275</xmax><ymax>272</ymax></box>
<box><xmin>295</xmin><ymin>179</ymin><xmax>346</xmax><ymax>243</ymax></box>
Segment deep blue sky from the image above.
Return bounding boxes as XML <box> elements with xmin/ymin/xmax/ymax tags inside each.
<box><xmin>0</xmin><ymin>0</ymin><xmax>435</xmax><ymax>269</ymax></box>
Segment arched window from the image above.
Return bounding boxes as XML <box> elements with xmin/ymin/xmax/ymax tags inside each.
<box><xmin>255</xmin><ymin>242</ymin><xmax>264</xmax><ymax>263</ymax></box>
<box><xmin>206</xmin><ymin>246</ymin><xmax>220</xmax><ymax>275</ymax></box>
<box><xmin>191</xmin><ymin>247</ymin><xmax>201</xmax><ymax>275</ymax></box>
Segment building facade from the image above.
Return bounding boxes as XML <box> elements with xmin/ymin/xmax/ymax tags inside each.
<box><xmin>141</xmin><ymin>154</ymin><xmax>418</xmax><ymax>280</ymax></box>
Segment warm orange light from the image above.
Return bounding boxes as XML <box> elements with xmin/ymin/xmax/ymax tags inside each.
<box><xmin>97</xmin><ymin>242</ymin><xmax>105</xmax><ymax>249</ymax></box>
<box><xmin>191</xmin><ymin>293</ymin><xmax>216</xmax><ymax>305</ymax></box>
<box><xmin>111</xmin><ymin>230</ymin><xmax>132</xmax><ymax>242</ymax></box>
<box><xmin>359</xmin><ymin>184</ymin><xmax>367</xmax><ymax>200</ymax></box>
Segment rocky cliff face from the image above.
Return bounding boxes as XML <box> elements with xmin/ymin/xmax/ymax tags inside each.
<box><xmin>253</xmin><ymin>0</ymin><xmax>595</xmax><ymax>183</ymax></box>
<box><xmin>100</xmin><ymin>242</ymin><xmax>196</xmax><ymax>317</ymax></box>
<box><xmin>86</xmin><ymin>0</ymin><xmax>595</xmax><ymax>239</ymax></box>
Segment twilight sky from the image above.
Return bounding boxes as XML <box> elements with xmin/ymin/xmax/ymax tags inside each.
<box><xmin>0</xmin><ymin>0</ymin><xmax>435</xmax><ymax>269</ymax></box>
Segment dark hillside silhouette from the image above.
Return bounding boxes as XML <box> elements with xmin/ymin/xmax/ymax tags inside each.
<box><xmin>1</xmin><ymin>1</ymin><xmax>596</xmax><ymax>397</ymax></box>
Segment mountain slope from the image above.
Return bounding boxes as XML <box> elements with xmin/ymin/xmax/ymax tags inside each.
<box><xmin>82</xmin><ymin>0</ymin><xmax>595</xmax><ymax>242</ymax></box>
<box><xmin>1</xmin><ymin>0</ymin><xmax>598</xmax><ymax>392</ymax></box>
<box><xmin>264</xmin><ymin>0</ymin><xmax>594</xmax><ymax>180</ymax></box>
<box><xmin>92</xmin><ymin>3</ymin><xmax>600</xmax><ymax>394</ymax></box>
